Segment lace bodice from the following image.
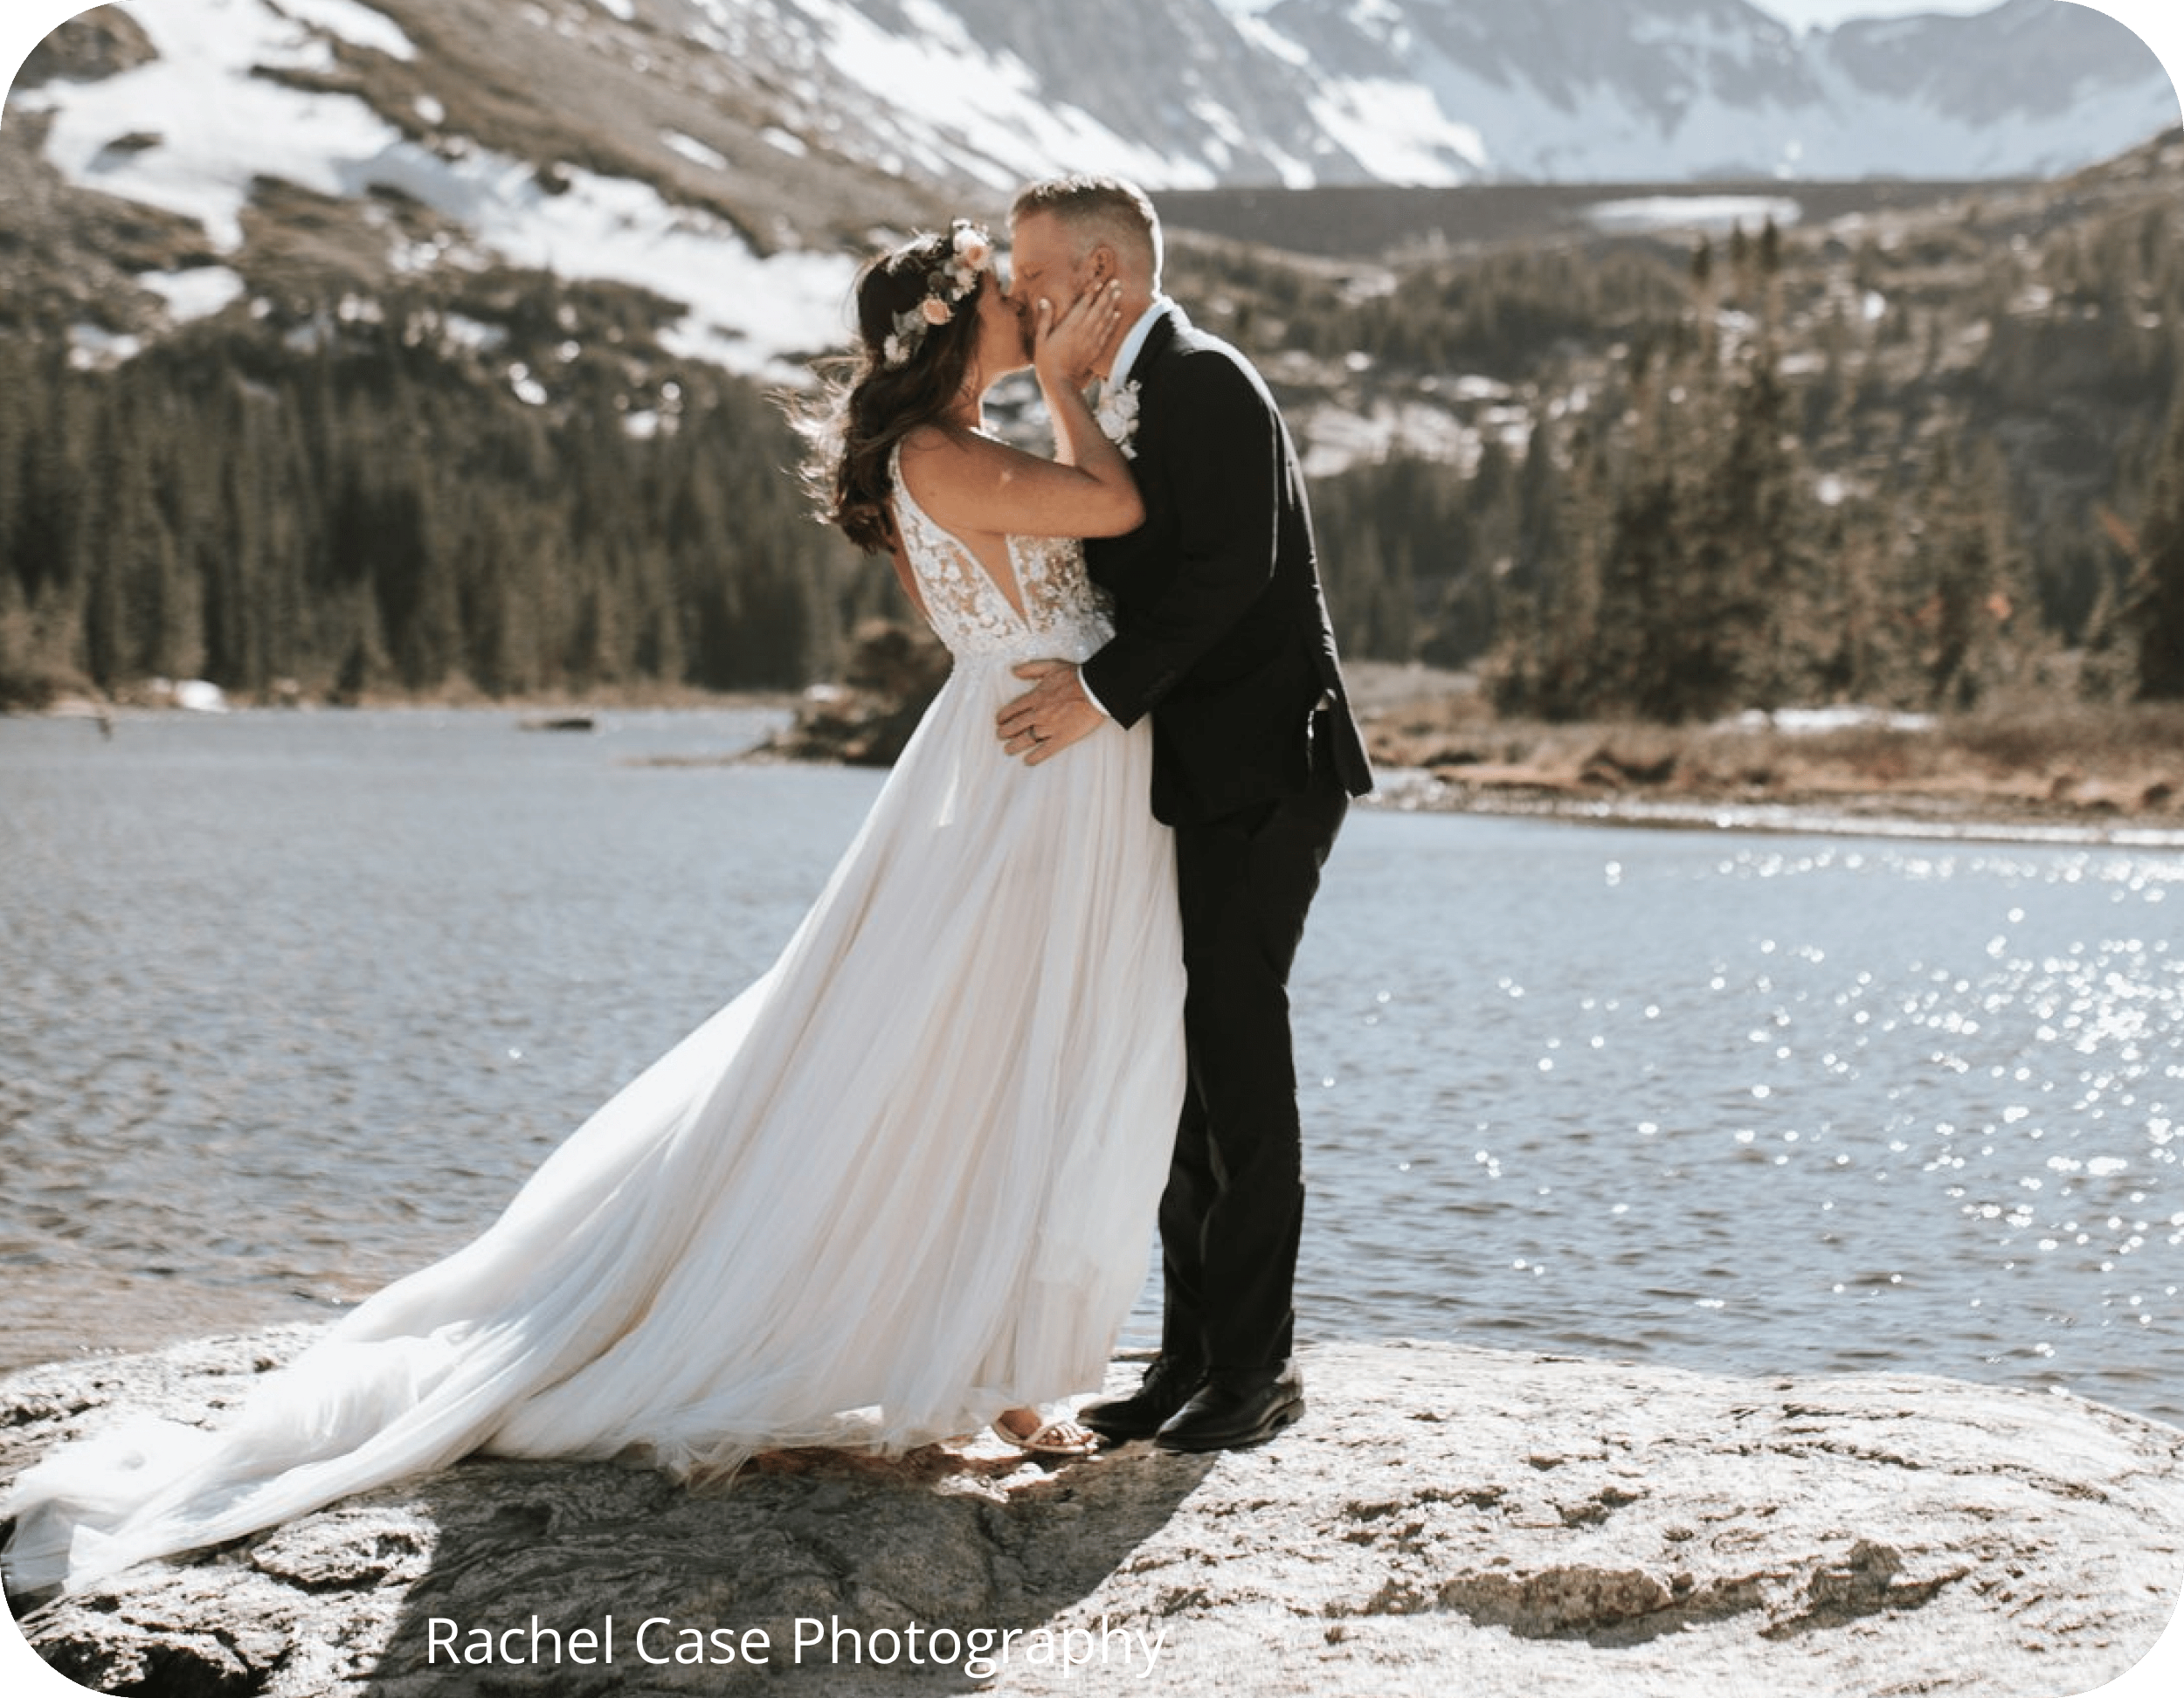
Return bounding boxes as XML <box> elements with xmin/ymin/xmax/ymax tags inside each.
<box><xmin>891</xmin><ymin>449</ymin><xmax>1114</xmax><ymax>666</ymax></box>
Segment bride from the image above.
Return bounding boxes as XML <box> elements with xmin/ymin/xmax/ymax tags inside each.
<box><xmin>2</xmin><ymin>221</ymin><xmax>1185</xmax><ymax>1598</ymax></box>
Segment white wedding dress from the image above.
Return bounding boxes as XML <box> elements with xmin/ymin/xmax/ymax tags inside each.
<box><xmin>2</xmin><ymin>463</ymin><xmax>1185</xmax><ymax>1597</ymax></box>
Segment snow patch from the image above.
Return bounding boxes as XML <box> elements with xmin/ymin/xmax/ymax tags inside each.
<box><xmin>1850</xmin><ymin>20</ymin><xmax>1932</xmax><ymax>52</ymax></box>
<box><xmin>140</xmin><ymin>266</ymin><xmax>247</xmax><ymax>322</ymax></box>
<box><xmin>67</xmin><ymin>323</ymin><xmax>143</xmax><ymax>369</ymax></box>
<box><xmin>24</xmin><ymin>0</ymin><xmax>397</xmax><ymax>248</ymax></box>
<box><xmin>791</xmin><ymin>0</ymin><xmax>1210</xmax><ymax>189</ymax></box>
<box><xmin>1224</xmin><ymin>9</ymin><xmax>1310</xmax><ymax>72</ymax></box>
<box><xmin>439</xmin><ymin>314</ymin><xmax>509</xmax><ymax>353</ymax></box>
<box><xmin>1586</xmin><ymin>195</ymin><xmax>1804</xmax><ymax>235</ymax></box>
<box><xmin>1298</xmin><ymin>398</ymin><xmax>1475</xmax><ymax>480</ymax></box>
<box><xmin>1730</xmin><ymin>706</ymin><xmax>1939</xmax><ymax>735</ymax></box>
<box><xmin>18</xmin><ymin>0</ymin><xmax>856</xmax><ymax>380</ymax></box>
<box><xmin>661</xmin><ymin>130</ymin><xmax>729</xmax><ymax>171</ymax></box>
<box><xmin>424</xmin><ymin>156</ymin><xmax>856</xmax><ymax>379</ymax></box>
<box><xmin>281</xmin><ymin>0</ymin><xmax>416</xmax><ymax>61</ymax></box>
<box><xmin>1311</xmin><ymin>76</ymin><xmax>1489</xmax><ymax>181</ymax></box>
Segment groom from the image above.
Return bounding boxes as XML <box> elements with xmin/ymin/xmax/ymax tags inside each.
<box><xmin>997</xmin><ymin>176</ymin><xmax>1372</xmax><ymax>1453</ymax></box>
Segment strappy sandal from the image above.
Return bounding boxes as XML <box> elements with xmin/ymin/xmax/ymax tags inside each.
<box><xmin>992</xmin><ymin>1410</ymin><xmax>1098</xmax><ymax>1458</ymax></box>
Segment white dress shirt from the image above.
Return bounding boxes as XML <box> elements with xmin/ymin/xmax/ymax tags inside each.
<box><xmin>1077</xmin><ymin>296</ymin><xmax>1171</xmax><ymax>720</ymax></box>
<box><xmin>1104</xmin><ymin>293</ymin><xmax>1170</xmax><ymax>395</ymax></box>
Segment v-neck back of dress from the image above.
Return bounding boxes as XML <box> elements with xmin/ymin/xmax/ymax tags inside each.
<box><xmin>889</xmin><ymin>445</ymin><xmax>1114</xmax><ymax>667</ymax></box>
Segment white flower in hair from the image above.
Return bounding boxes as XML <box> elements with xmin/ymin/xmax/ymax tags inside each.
<box><xmin>1095</xmin><ymin>380</ymin><xmax>1142</xmax><ymax>458</ymax></box>
<box><xmin>954</xmin><ymin>224</ymin><xmax>992</xmax><ymax>266</ymax></box>
<box><xmin>948</xmin><ymin>222</ymin><xmax>992</xmax><ymax>290</ymax></box>
<box><xmin>879</xmin><ymin>217</ymin><xmax>995</xmax><ymax>369</ymax></box>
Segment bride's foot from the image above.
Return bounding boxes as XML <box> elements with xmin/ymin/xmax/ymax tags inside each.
<box><xmin>993</xmin><ymin>1405</ymin><xmax>1097</xmax><ymax>1458</ymax></box>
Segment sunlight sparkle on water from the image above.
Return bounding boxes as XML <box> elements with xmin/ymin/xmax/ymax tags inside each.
<box><xmin>1303</xmin><ymin>829</ymin><xmax>2184</xmax><ymax>1419</ymax></box>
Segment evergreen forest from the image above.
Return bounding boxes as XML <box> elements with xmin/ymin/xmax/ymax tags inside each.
<box><xmin>0</xmin><ymin>271</ymin><xmax>883</xmax><ymax>708</ymax></box>
<box><xmin>3</xmin><ymin>135</ymin><xmax>2183</xmax><ymax>721</ymax></box>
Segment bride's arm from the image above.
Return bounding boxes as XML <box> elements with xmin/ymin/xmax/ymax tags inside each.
<box><xmin>902</xmin><ymin>286</ymin><xmax>1143</xmax><ymax>541</ymax></box>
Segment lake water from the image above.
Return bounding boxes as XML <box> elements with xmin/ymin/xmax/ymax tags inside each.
<box><xmin>2</xmin><ymin>708</ymin><xmax>2179</xmax><ymax>1428</ymax></box>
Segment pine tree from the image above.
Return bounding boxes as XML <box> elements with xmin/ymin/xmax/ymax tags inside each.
<box><xmin>1910</xmin><ymin>436</ymin><xmax>2028</xmax><ymax>710</ymax></box>
<box><xmin>2131</xmin><ymin>379</ymin><xmax>2184</xmax><ymax>699</ymax></box>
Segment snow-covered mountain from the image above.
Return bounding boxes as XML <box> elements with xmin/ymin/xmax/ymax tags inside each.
<box><xmin>683</xmin><ymin>0</ymin><xmax>2175</xmax><ymax>188</ymax></box>
<box><xmin>2</xmin><ymin>0</ymin><xmax>2176</xmax><ymax>380</ymax></box>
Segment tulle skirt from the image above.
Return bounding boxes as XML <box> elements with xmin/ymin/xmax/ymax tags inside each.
<box><xmin>3</xmin><ymin>657</ymin><xmax>1185</xmax><ymax>1595</ymax></box>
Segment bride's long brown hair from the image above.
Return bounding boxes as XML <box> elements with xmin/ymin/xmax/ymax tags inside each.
<box><xmin>791</xmin><ymin>231</ymin><xmax>989</xmax><ymax>556</ymax></box>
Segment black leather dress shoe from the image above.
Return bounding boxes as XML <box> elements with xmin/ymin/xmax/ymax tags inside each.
<box><xmin>1079</xmin><ymin>1356</ymin><xmax>1207</xmax><ymax>1442</ymax></box>
<box><xmin>1151</xmin><ymin>1363</ymin><xmax>1303</xmax><ymax>1453</ymax></box>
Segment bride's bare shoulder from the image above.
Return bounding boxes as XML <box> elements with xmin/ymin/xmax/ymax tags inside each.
<box><xmin>898</xmin><ymin>422</ymin><xmax>958</xmax><ymax>457</ymax></box>
<box><xmin>896</xmin><ymin>423</ymin><xmax>1022</xmax><ymax>500</ymax></box>
<box><xmin>898</xmin><ymin>423</ymin><xmax>981</xmax><ymax>480</ymax></box>
<box><xmin>899</xmin><ymin>422</ymin><xmax>1006</xmax><ymax>464</ymax></box>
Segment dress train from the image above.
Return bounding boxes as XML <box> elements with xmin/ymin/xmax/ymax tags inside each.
<box><xmin>3</xmin><ymin>474</ymin><xmax>1184</xmax><ymax>1597</ymax></box>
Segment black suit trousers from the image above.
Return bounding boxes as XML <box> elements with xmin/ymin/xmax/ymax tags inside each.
<box><xmin>1158</xmin><ymin>712</ymin><xmax>1351</xmax><ymax>1379</ymax></box>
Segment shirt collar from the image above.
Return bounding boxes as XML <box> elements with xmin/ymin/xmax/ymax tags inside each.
<box><xmin>1105</xmin><ymin>293</ymin><xmax>1171</xmax><ymax>388</ymax></box>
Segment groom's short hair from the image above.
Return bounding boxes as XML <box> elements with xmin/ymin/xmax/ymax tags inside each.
<box><xmin>1010</xmin><ymin>175</ymin><xmax>1162</xmax><ymax>287</ymax></box>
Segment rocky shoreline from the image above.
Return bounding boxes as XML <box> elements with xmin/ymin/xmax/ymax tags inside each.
<box><xmin>1365</xmin><ymin>763</ymin><xmax>2184</xmax><ymax>848</ymax></box>
<box><xmin>734</xmin><ymin>646</ymin><xmax>2184</xmax><ymax>846</ymax></box>
<box><xmin>5</xmin><ymin>1331</ymin><xmax>2181</xmax><ymax>1696</ymax></box>
<box><xmin>1352</xmin><ymin>676</ymin><xmax>2184</xmax><ymax>847</ymax></box>
<box><xmin>24</xmin><ymin>644</ymin><xmax>2184</xmax><ymax>850</ymax></box>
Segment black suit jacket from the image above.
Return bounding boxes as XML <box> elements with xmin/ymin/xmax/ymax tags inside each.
<box><xmin>1082</xmin><ymin>307</ymin><xmax>1372</xmax><ymax>826</ymax></box>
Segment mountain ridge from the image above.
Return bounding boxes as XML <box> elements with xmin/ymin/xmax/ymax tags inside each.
<box><xmin>3</xmin><ymin>0</ymin><xmax>2175</xmax><ymax>383</ymax></box>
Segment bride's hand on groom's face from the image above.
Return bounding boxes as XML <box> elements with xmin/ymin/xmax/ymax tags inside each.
<box><xmin>1034</xmin><ymin>280</ymin><xmax>1124</xmax><ymax>390</ymax></box>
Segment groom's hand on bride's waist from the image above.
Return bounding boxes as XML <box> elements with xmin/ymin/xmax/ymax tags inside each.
<box><xmin>998</xmin><ymin>660</ymin><xmax>1104</xmax><ymax>765</ymax></box>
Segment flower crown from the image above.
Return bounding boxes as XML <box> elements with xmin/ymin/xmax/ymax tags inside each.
<box><xmin>881</xmin><ymin>219</ymin><xmax>994</xmax><ymax>369</ymax></box>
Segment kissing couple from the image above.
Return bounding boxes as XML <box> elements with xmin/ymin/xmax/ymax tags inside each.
<box><xmin>2</xmin><ymin>174</ymin><xmax>1372</xmax><ymax>1601</ymax></box>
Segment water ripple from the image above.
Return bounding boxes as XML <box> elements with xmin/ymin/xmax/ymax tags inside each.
<box><xmin>3</xmin><ymin>712</ymin><xmax>2179</xmax><ymax>1426</ymax></box>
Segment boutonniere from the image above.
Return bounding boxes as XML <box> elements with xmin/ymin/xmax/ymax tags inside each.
<box><xmin>1094</xmin><ymin>380</ymin><xmax>1141</xmax><ymax>458</ymax></box>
